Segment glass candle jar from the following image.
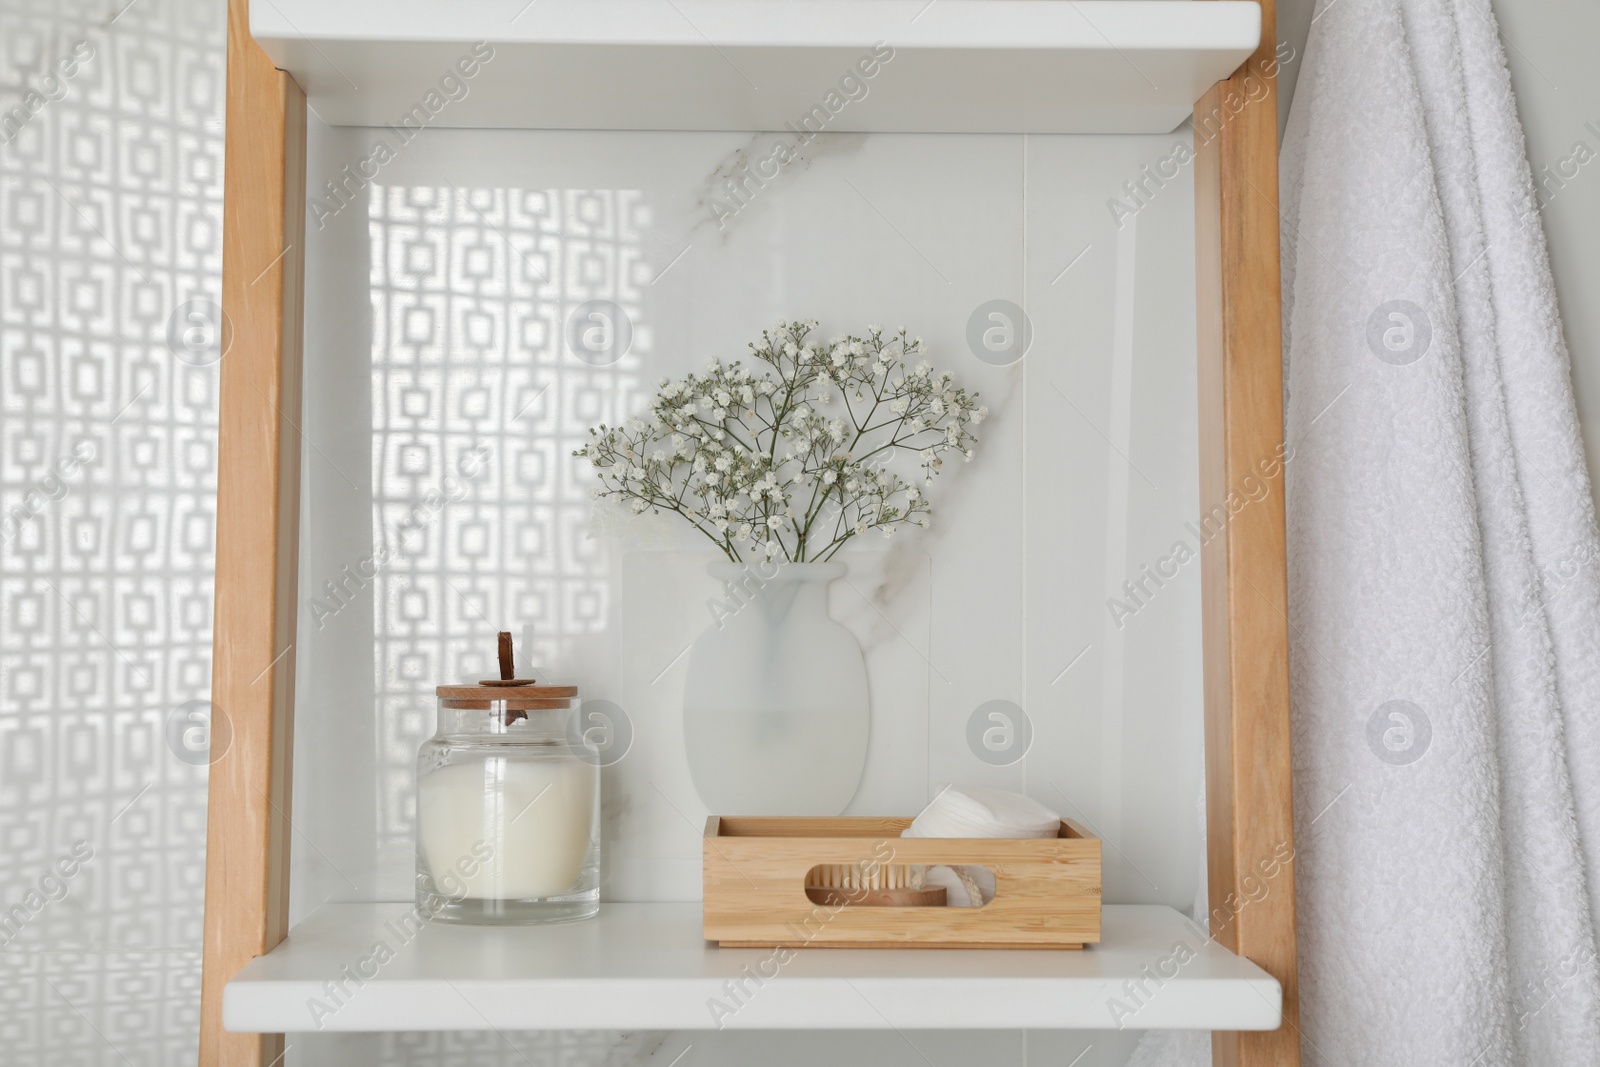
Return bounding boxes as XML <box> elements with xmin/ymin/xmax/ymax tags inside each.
<box><xmin>416</xmin><ymin>684</ymin><xmax>599</xmax><ymax>924</ymax></box>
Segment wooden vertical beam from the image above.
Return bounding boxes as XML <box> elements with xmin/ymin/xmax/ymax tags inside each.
<box><xmin>198</xmin><ymin>0</ymin><xmax>306</xmax><ymax>1063</ymax></box>
<box><xmin>1193</xmin><ymin>1</ymin><xmax>1300</xmax><ymax>1065</ymax></box>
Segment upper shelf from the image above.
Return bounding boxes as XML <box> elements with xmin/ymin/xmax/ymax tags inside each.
<box><xmin>224</xmin><ymin>902</ymin><xmax>1281</xmax><ymax>1032</ymax></box>
<box><xmin>252</xmin><ymin>1</ymin><xmax>1262</xmax><ymax>135</ymax></box>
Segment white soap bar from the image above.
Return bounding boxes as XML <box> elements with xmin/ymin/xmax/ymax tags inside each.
<box><xmin>905</xmin><ymin>785</ymin><xmax>1062</xmax><ymax>907</ymax></box>
<box><xmin>904</xmin><ymin>785</ymin><xmax>1062</xmax><ymax>840</ymax></box>
<box><xmin>418</xmin><ymin>758</ymin><xmax>596</xmax><ymax>900</ymax></box>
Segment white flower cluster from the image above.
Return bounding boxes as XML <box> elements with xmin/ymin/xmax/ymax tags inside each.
<box><xmin>576</xmin><ymin>320</ymin><xmax>987</xmax><ymax>562</ymax></box>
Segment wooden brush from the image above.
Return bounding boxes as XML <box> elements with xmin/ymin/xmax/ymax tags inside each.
<box><xmin>804</xmin><ymin>863</ymin><xmax>945</xmax><ymax>907</ymax></box>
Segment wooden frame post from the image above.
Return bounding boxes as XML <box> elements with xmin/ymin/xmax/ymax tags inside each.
<box><xmin>198</xmin><ymin>1</ymin><xmax>306</xmax><ymax>1063</ymax></box>
<box><xmin>1194</xmin><ymin>0</ymin><xmax>1301</xmax><ymax>1064</ymax></box>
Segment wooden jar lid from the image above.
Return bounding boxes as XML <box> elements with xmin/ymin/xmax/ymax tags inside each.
<box><xmin>442</xmin><ymin>634</ymin><xmax>577</xmax><ymax>708</ymax></box>
<box><xmin>436</xmin><ymin>683</ymin><xmax>578</xmax><ymax>709</ymax></box>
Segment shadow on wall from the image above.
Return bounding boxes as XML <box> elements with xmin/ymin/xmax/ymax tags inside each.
<box><xmin>360</xmin><ymin>182</ymin><xmax>644</xmax><ymax>862</ymax></box>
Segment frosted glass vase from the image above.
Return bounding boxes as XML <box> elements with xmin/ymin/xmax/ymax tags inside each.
<box><xmin>682</xmin><ymin>561</ymin><xmax>869</xmax><ymax>816</ymax></box>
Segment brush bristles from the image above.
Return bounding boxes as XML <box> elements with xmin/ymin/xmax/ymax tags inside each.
<box><xmin>806</xmin><ymin>864</ymin><xmax>926</xmax><ymax>891</ymax></box>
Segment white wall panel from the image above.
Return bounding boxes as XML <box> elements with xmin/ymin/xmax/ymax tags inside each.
<box><xmin>291</xmin><ymin>118</ymin><xmax>1203</xmax><ymax>1065</ymax></box>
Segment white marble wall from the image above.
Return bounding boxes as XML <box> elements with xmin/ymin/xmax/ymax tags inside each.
<box><xmin>292</xmin><ymin>113</ymin><xmax>1207</xmax><ymax>1065</ymax></box>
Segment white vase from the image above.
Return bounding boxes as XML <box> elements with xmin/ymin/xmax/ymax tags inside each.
<box><xmin>682</xmin><ymin>561</ymin><xmax>869</xmax><ymax>816</ymax></box>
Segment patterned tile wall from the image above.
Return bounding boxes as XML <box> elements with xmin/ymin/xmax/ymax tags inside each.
<box><xmin>367</xmin><ymin>183</ymin><xmax>645</xmax><ymax>863</ymax></box>
<box><xmin>0</xmin><ymin>0</ymin><xmax>223</xmax><ymax>1062</ymax></box>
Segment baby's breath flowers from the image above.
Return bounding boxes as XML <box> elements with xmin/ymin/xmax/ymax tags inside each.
<box><xmin>576</xmin><ymin>320</ymin><xmax>987</xmax><ymax>563</ymax></box>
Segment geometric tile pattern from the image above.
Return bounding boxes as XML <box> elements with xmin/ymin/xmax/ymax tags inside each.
<box><xmin>0</xmin><ymin>951</ymin><xmax>203</xmax><ymax>1067</ymax></box>
<box><xmin>0</xmin><ymin>0</ymin><xmax>222</xmax><ymax>1061</ymax></box>
<box><xmin>367</xmin><ymin>183</ymin><xmax>644</xmax><ymax>860</ymax></box>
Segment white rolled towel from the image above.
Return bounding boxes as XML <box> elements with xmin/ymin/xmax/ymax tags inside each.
<box><xmin>903</xmin><ymin>786</ymin><xmax>1062</xmax><ymax>906</ymax></box>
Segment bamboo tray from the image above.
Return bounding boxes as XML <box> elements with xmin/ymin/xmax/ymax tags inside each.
<box><xmin>702</xmin><ymin>816</ymin><xmax>1101</xmax><ymax>949</ymax></box>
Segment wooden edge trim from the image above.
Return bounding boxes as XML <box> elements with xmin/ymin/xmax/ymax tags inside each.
<box><xmin>435</xmin><ymin>684</ymin><xmax>580</xmax><ymax>698</ymax></box>
<box><xmin>1194</xmin><ymin>1</ymin><xmax>1301</xmax><ymax>1064</ymax></box>
<box><xmin>1059</xmin><ymin>817</ymin><xmax>1095</xmax><ymax>841</ymax></box>
<box><xmin>706</xmin><ymin>816</ymin><xmax>1097</xmax><ymax>842</ymax></box>
<box><xmin>198</xmin><ymin>2</ymin><xmax>306</xmax><ymax>1064</ymax></box>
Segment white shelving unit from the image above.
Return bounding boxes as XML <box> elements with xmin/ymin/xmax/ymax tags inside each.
<box><xmin>252</xmin><ymin>0</ymin><xmax>1261</xmax><ymax>134</ymax></box>
<box><xmin>213</xmin><ymin>0</ymin><xmax>1292</xmax><ymax>1048</ymax></box>
<box><xmin>225</xmin><ymin>903</ymin><xmax>1281</xmax><ymax>1032</ymax></box>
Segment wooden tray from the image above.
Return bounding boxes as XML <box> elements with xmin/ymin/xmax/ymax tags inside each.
<box><xmin>702</xmin><ymin>816</ymin><xmax>1101</xmax><ymax>949</ymax></box>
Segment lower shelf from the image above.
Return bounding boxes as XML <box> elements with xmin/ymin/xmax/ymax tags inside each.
<box><xmin>223</xmin><ymin>902</ymin><xmax>1280</xmax><ymax>1033</ymax></box>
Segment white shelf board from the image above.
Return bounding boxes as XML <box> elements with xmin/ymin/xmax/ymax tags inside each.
<box><xmin>224</xmin><ymin>902</ymin><xmax>1281</xmax><ymax>1032</ymax></box>
<box><xmin>253</xmin><ymin>1</ymin><xmax>1261</xmax><ymax>134</ymax></box>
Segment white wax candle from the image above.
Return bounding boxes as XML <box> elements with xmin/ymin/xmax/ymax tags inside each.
<box><xmin>419</xmin><ymin>757</ymin><xmax>596</xmax><ymax>900</ymax></box>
